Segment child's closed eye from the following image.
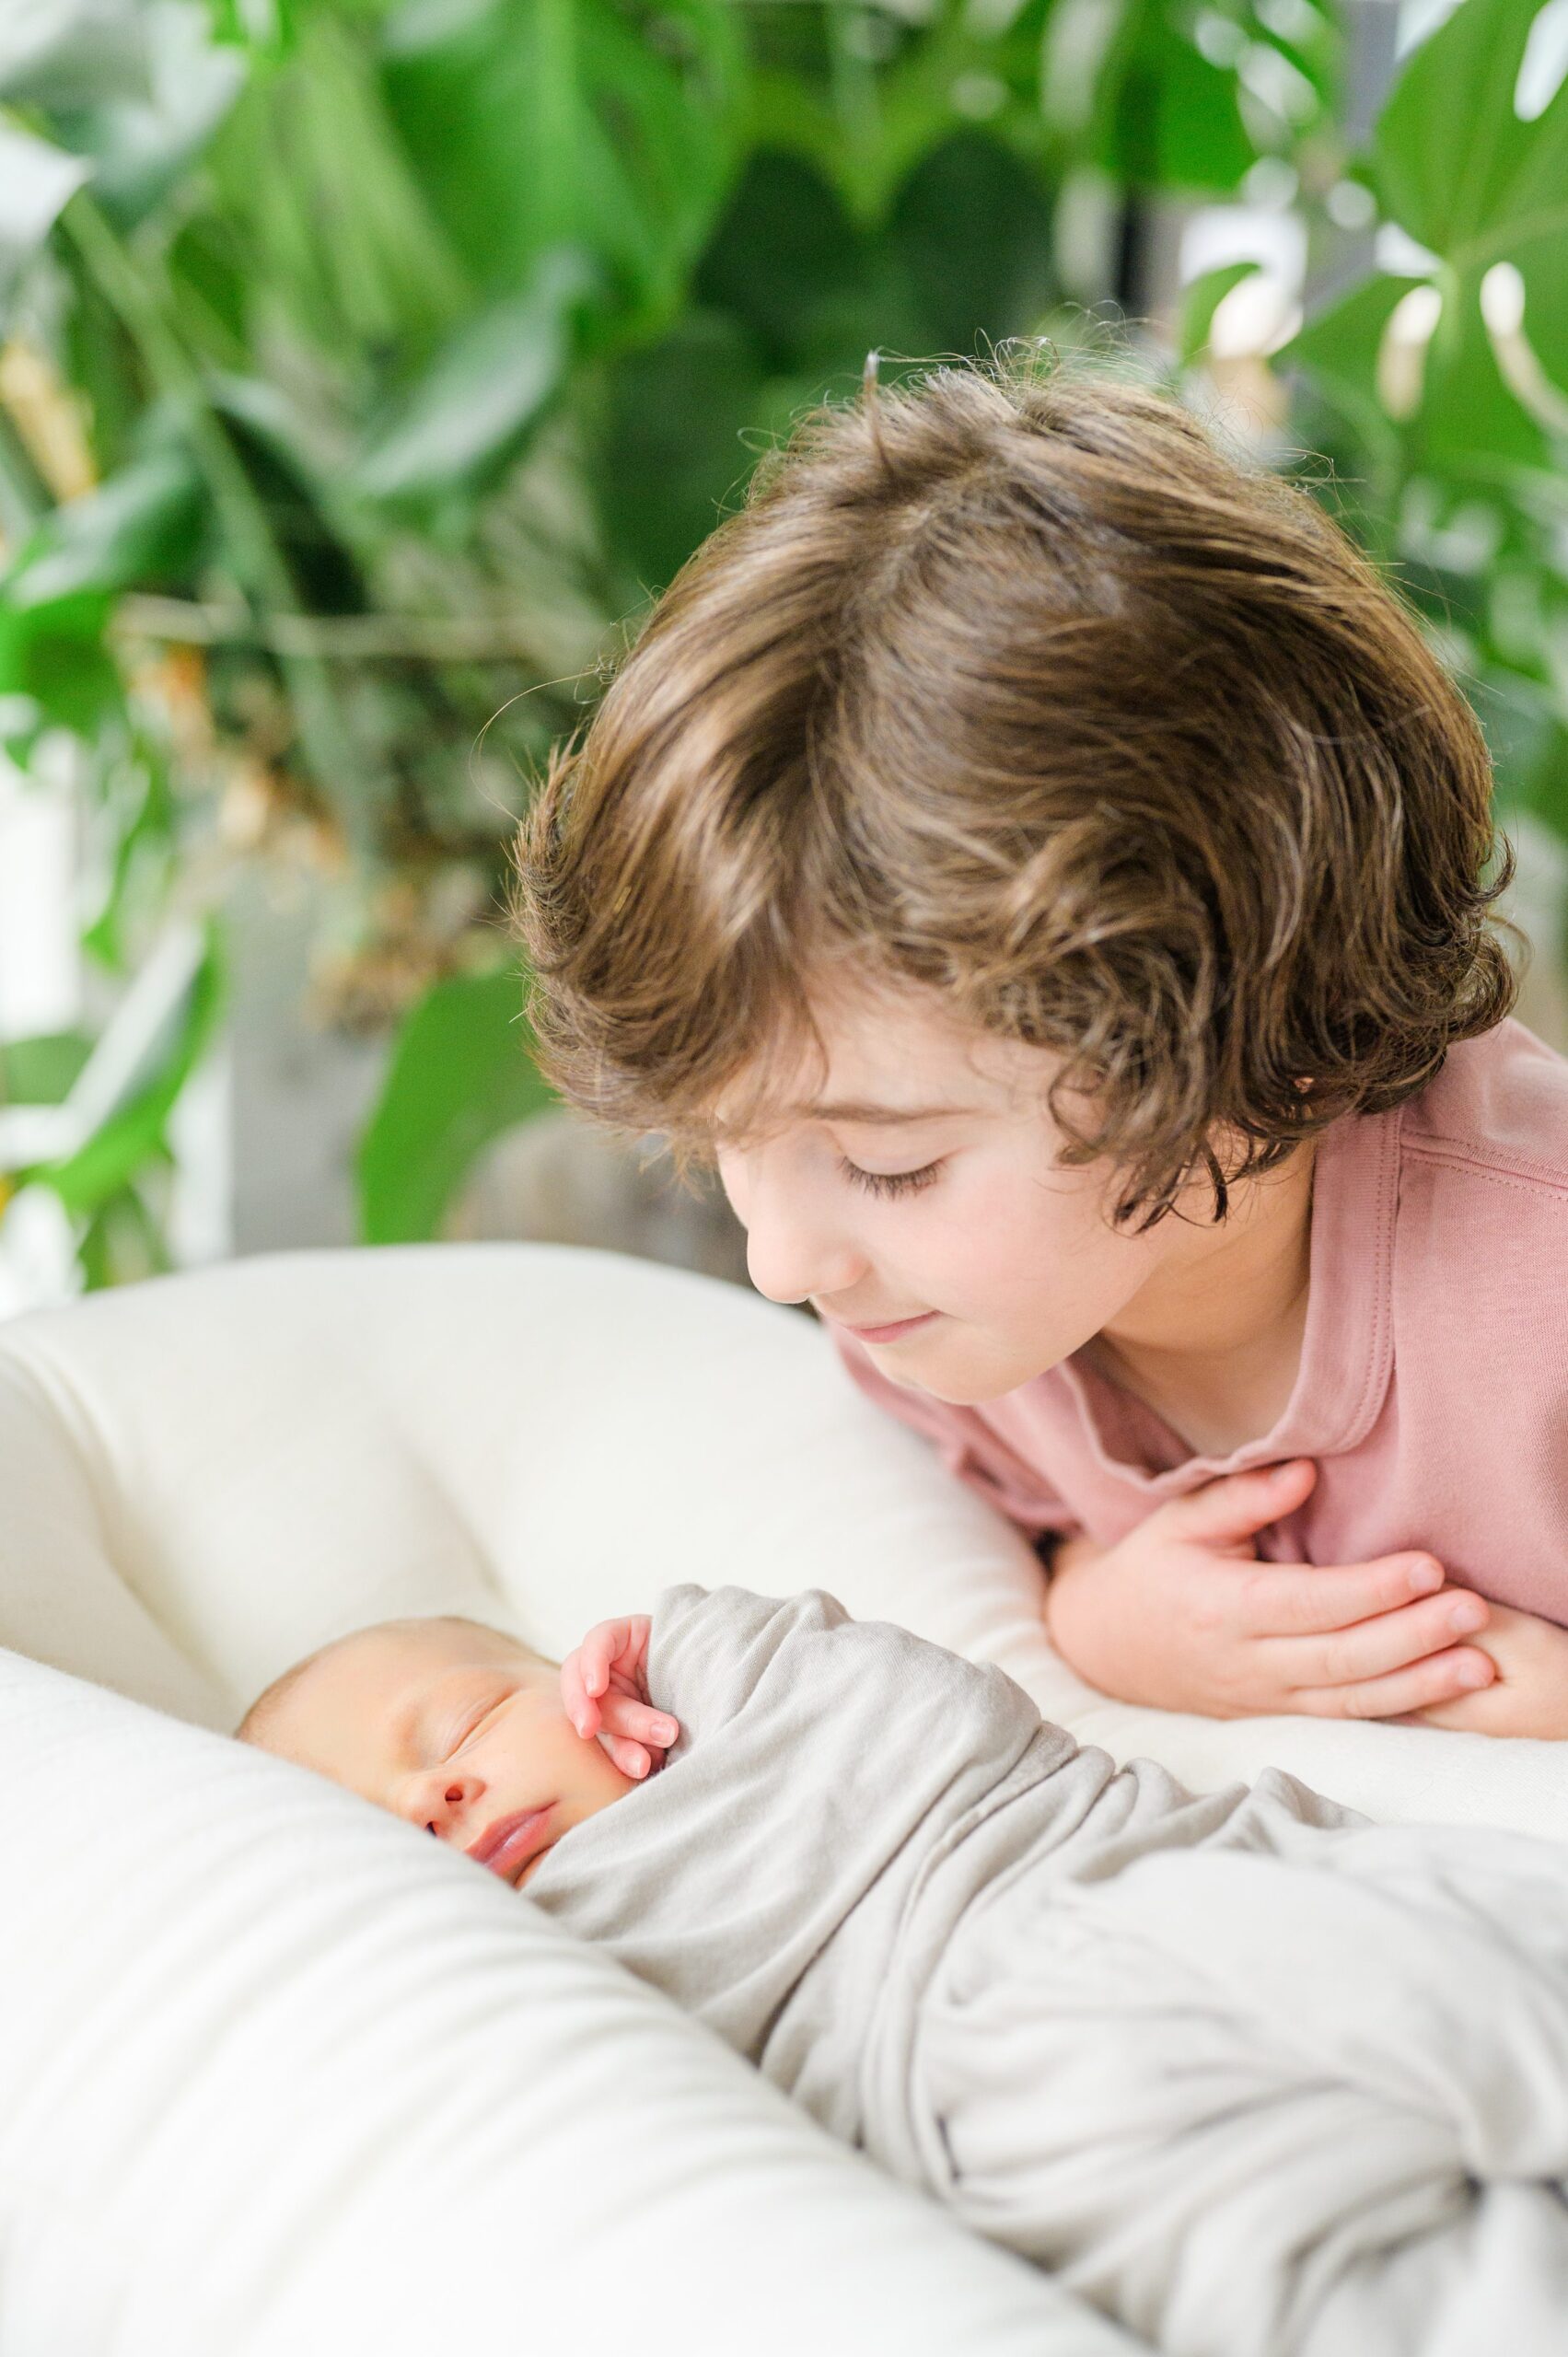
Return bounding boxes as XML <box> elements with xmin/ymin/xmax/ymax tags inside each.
<box><xmin>838</xmin><ymin>1157</ymin><xmax>943</xmax><ymax>1200</ymax></box>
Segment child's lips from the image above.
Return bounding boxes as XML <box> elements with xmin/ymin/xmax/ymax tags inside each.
<box><xmin>467</xmin><ymin>1805</ymin><xmax>556</xmax><ymax>1886</ymax></box>
<box><xmin>836</xmin><ymin>1310</ymin><xmax>938</xmax><ymax>1345</ymax></box>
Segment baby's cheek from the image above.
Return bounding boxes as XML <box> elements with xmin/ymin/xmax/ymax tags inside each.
<box><xmin>554</xmin><ymin>1716</ymin><xmax>636</xmax><ymax>1807</ymax></box>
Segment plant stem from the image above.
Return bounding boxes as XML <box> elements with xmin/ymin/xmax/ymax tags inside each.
<box><xmin>0</xmin><ymin>405</ymin><xmax>49</xmax><ymax>550</ymax></box>
<box><xmin>62</xmin><ymin>193</ymin><xmax>383</xmax><ymax>853</ymax></box>
<box><xmin>114</xmin><ymin>592</ymin><xmax>561</xmax><ymax>667</ymax></box>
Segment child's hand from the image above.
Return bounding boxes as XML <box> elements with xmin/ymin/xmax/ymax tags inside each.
<box><xmin>1044</xmin><ymin>1457</ymin><xmax>1498</xmax><ymax>1721</ymax></box>
<box><xmin>559</xmin><ymin>1615</ymin><xmax>680</xmax><ymax>1780</ymax></box>
<box><xmin>1409</xmin><ymin>1603</ymin><xmax>1568</xmax><ymax>1738</ymax></box>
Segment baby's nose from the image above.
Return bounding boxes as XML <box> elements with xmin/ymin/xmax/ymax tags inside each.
<box><xmin>419</xmin><ymin>1778</ymin><xmax>473</xmax><ymax>1838</ymax></box>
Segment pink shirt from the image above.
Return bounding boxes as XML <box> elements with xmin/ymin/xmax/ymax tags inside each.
<box><xmin>833</xmin><ymin>1016</ymin><xmax>1568</xmax><ymax>1621</ymax></box>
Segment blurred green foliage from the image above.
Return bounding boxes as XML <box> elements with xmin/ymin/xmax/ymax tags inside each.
<box><xmin>0</xmin><ymin>0</ymin><xmax>1564</xmax><ymax>1268</ymax></box>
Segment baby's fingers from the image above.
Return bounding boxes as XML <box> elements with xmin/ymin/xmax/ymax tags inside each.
<box><xmin>578</xmin><ymin>1619</ymin><xmax>634</xmax><ymax>1699</ymax></box>
<box><xmin>559</xmin><ymin>1649</ymin><xmax>601</xmax><ymax>1740</ymax></box>
<box><xmin>1291</xmin><ymin>1644</ymin><xmax>1496</xmax><ymax>1722</ymax></box>
<box><xmin>600</xmin><ymin>1730</ymin><xmax>656</xmax><ymax>1780</ymax></box>
<box><xmin>596</xmin><ymin>1688</ymin><xmax>679</xmax><ymax>1750</ymax></box>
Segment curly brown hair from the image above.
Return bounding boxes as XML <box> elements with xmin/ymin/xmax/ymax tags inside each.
<box><xmin>512</xmin><ymin>345</ymin><xmax>1517</xmax><ymax>1229</ymax></box>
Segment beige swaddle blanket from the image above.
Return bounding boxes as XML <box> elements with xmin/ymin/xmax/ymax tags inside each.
<box><xmin>527</xmin><ymin>1585</ymin><xmax>1568</xmax><ymax>2357</ymax></box>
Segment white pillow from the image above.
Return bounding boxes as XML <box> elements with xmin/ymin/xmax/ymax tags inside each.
<box><xmin>2</xmin><ymin>1241</ymin><xmax>1562</xmax><ymax>1835</ymax></box>
<box><xmin>0</xmin><ymin>1240</ymin><xmax>1562</xmax><ymax>2357</ymax></box>
<box><xmin>0</xmin><ymin>1243</ymin><xmax>1156</xmax><ymax>2357</ymax></box>
<box><xmin>0</xmin><ymin>1644</ymin><xmax>1125</xmax><ymax>2357</ymax></box>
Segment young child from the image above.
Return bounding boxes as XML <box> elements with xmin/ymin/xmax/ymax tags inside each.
<box><xmin>238</xmin><ymin>1590</ymin><xmax>1568</xmax><ymax>2357</ymax></box>
<box><xmin>512</xmin><ymin>348</ymin><xmax>1568</xmax><ymax>1736</ymax></box>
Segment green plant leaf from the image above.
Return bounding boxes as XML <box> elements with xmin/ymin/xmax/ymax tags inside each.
<box><xmin>357</xmin><ymin>247</ymin><xmax>601</xmax><ymax>502</ymax></box>
<box><xmin>692</xmin><ymin>149</ymin><xmax>867</xmax><ymax>373</ymax></box>
<box><xmin>1179</xmin><ymin>260</ymin><xmax>1260</xmax><ymax>363</ymax></box>
<box><xmin>1146</xmin><ymin>28</ymin><xmax>1254</xmax><ymax>194</ymax></box>
<box><xmin>1045</xmin><ymin>0</ymin><xmax>1277</xmax><ymax>197</ymax></box>
<box><xmin>32</xmin><ymin>929</ymin><xmax>224</xmax><ymax>1216</ymax></box>
<box><xmin>0</xmin><ymin>0</ymin><xmax>153</xmax><ymax>108</ymax></box>
<box><xmin>47</xmin><ymin>3</ymin><xmax>248</xmax><ymax>227</ymax></box>
<box><xmin>76</xmin><ymin>1175</ymin><xmax>173</xmax><ymax>1291</ymax></box>
<box><xmin>888</xmin><ymin>132</ymin><xmax>1059</xmax><ymax>356</ymax></box>
<box><xmin>1417</xmin><ymin>283</ymin><xmax>1551</xmax><ymax>477</ymax></box>
<box><xmin>0</xmin><ymin>591</ymin><xmax>122</xmax><ymax>736</ymax></box>
<box><xmin>1</xmin><ymin>447</ymin><xmax>203</xmax><ymax>609</ymax></box>
<box><xmin>357</xmin><ymin>966</ymin><xmax>556</xmax><ymax>1244</ymax></box>
<box><xmin>201</xmin><ymin>9</ymin><xmax>470</xmax><ymax>362</ymax></box>
<box><xmin>588</xmin><ymin>307</ymin><xmax>770</xmax><ymax>598</ymax></box>
<box><xmin>1469</xmin><ymin>665</ymin><xmax>1556</xmax><ymax>802</ymax></box>
<box><xmin>1283</xmin><ymin>271</ymin><xmax>1424</xmax><ymax>401</ymax></box>
<box><xmin>0</xmin><ymin>122</ymin><xmax>93</xmax><ymax>320</ymax></box>
<box><xmin>1518</xmin><ymin>718</ymin><xmax>1568</xmax><ymax>842</ymax></box>
<box><xmin>1376</xmin><ymin>0</ymin><xmax>1568</xmax><ymax>265</ymax></box>
<box><xmin>381</xmin><ymin>0</ymin><xmax>746</xmax><ymax>331</ymax></box>
<box><xmin>205</xmin><ymin>0</ymin><xmax>297</xmax><ymax>60</ymax></box>
<box><xmin>0</xmin><ymin>1031</ymin><xmax>94</xmax><ymax>1108</ymax></box>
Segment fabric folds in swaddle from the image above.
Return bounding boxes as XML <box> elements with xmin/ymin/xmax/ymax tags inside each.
<box><xmin>528</xmin><ymin>1585</ymin><xmax>1568</xmax><ymax>2356</ymax></box>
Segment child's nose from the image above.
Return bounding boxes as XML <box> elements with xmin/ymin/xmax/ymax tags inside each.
<box><xmin>741</xmin><ymin>1190</ymin><xmax>865</xmax><ymax>1307</ymax></box>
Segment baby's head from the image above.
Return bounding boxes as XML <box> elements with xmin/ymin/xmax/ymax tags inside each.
<box><xmin>237</xmin><ymin>1614</ymin><xmax>633</xmax><ymax>1886</ymax></box>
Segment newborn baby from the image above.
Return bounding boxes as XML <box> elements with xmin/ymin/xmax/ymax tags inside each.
<box><xmin>241</xmin><ymin>1584</ymin><xmax>1568</xmax><ymax>2357</ymax></box>
<box><xmin>235</xmin><ymin>1608</ymin><xmax>670</xmax><ymax>1886</ymax></box>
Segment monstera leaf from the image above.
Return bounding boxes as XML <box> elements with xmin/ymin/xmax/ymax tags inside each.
<box><xmin>1375</xmin><ymin>0</ymin><xmax>1568</xmax><ymax>460</ymax></box>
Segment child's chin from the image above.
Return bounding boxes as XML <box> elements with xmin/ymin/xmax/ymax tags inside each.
<box><xmin>901</xmin><ymin>1343</ymin><xmax>1046</xmax><ymax>1406</ymax></box>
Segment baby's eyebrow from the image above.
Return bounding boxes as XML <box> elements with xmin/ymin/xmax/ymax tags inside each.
<box><xmin>388</xmin><ymin>1688</ymin><xmax>432</xmax><ymax>1766</ymax></box>
<box><xmin>388</xmin><ymin>1669</ymin><xmax>469</xmax><ymax>1767</ymax></box>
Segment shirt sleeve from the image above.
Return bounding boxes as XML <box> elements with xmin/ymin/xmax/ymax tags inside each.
<box><xmin>830</xmin><ymin>1326</ymin><xmax>1080</xmax><ymax>1544</ymax></box>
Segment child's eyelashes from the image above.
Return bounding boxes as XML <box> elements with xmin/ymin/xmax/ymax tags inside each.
<box><xmin>838</xmin><ymin>1156</ymin><xmax>943</xmax><ymax>1201</ymax></box>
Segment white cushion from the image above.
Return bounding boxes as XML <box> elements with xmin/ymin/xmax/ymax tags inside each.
<box><xmin>2</xmin><ymin>1242</ymin><xmax>1565</xmax><ymax>2354</ymax></box>
<box><xmin>0</xmin><ymin>1244</ymin><xmax>1147</xmax><ymax>2357</ymax></box>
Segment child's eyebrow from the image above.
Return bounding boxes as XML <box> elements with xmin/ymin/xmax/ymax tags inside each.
<box><xmin>802</xmin><ymin>1098</ymin><xmax>987</xmax><ymax>1125</ymax></box>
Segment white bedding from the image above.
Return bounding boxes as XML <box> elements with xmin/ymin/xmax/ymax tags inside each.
<box><xmin>1</xmin><ymin>1243</ymin><xmax>1564</xmax><ymax>2356</ymax></box>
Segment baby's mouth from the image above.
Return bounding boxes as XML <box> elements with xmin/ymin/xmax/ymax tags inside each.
<box><xmin>468</xmin><ymin>1804</ymin><xmax>556</xmax><ymax>1887</ymax></box>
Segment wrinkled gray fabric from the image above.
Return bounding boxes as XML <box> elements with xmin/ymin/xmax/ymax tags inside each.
<box><xmin>527</xmin><ymin>1585</ymin><xmax>1568</xmax><ymax>2357</ymax></box>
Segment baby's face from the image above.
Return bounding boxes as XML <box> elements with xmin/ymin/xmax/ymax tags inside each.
<box><xmin>250</xmin><ymin>1620</ymin><xmax>633</xmax><ymax>1887</ymax></box>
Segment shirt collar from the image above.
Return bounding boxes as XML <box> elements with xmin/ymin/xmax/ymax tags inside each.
<box><xmin>1059</xmin><ymin>1102</ymin><xmax>1402</xmax><ymax>1492</ymax></box>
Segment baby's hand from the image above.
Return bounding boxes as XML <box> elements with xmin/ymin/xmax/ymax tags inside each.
<box><xmin>560</xmin><ymin>1615</ymin><xmax>679</xmax><ymax>1780</ymax></box>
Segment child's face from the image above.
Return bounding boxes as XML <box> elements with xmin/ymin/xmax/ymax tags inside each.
<box><xmin>714</xmin><ymin>981</ymin><xmax>1267</xmax><ymax>1407</ymax></box>
<box><xmin>249</xmin><ymin>1620</ymin><xmax>633</xmax><ymax>1886</ymax></box>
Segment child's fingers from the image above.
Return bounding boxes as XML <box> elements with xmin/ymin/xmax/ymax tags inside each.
<box><xmin>596</xmin><ymin>1689</ymin><xmax>679</xmax><ymax>1747</ymax></box>
<box><xmin>1291</xmin><ymin>1643</ymin><xmax>1496</xmax><ymax>1722</ymax></box>
<box><xmin>1269</xmin><ymin>1589</ymin><xmax>1490</xmax><ymax>1689</ymax></box>
<box><xmin>1236</xmin><ymin>1553</ymin><xmax>1447</xmax><ymax>1638</ymax></box>
<box><xmin>1170</xmin><ymin>1458</ymin><xmax>1318</xmax><ymax>1550</ymax></box>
